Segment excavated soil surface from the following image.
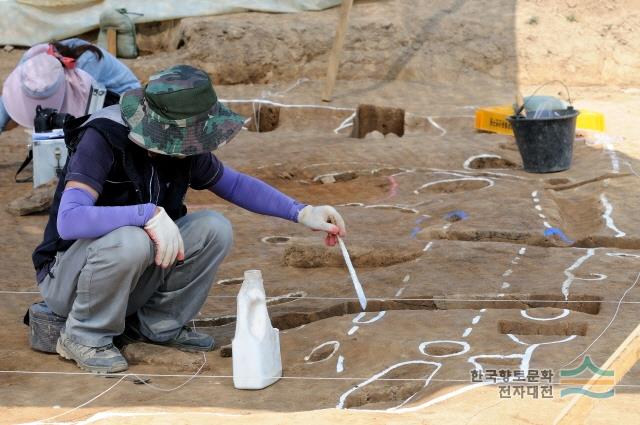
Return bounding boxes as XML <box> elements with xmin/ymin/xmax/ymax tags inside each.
<box><xmin>1</xmin><ymin>2</ymin><xmax>640</xmax><ymax>424</ymax></box>
<box><xmin>1</xmin><ymin>84</ymin><xmax>640</xmax><ymax>423</ymax></box>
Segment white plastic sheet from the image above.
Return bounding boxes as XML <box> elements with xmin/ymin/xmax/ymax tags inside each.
<box><xmin>0</xmin><ymin>0</ymin><xmax>341</xmax><ymax>46</ymax></box>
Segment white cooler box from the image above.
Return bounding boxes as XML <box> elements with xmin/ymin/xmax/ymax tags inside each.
<box><xmin>32</xmin><ymin>130</ymin><xmax>67</xmax><ymax>188</ymax></box>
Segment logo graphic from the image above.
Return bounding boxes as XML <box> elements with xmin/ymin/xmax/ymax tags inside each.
<box><xmin>559</xmin><ymin>356</ymin><xmax>615</xmax><ymax>398</ymax></box>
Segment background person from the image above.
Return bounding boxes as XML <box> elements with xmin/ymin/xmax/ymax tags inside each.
<box><xmin>0</xmin><ymin>38</ymin><xmax>140</xmax><ymax>133</ymax></box>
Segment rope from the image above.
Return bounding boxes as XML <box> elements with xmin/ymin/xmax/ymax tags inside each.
<box><xmin>559</xmin><ymin>271</ymin><xmax>640</xmax><ymax>368</ymax></box>
<box><xmin>3</xmin><ymin>290</ymin><xmax>639</xmax><ymax>304</ymax></box>
<box><xmin>3</xmin><ymin>370</ymin><xmax>639</xmax><ymax>386</ymax></box>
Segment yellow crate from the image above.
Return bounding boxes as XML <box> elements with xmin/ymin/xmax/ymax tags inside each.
<box><xmin>475</xmin><ymin>105</ymin><xmax>605</xmax><ymax>135</ymax></box>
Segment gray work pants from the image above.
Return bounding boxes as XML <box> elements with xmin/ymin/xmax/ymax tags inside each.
<box><xmin>39</xmin><ymin>210</ymin><xmax>233</xmax><ymax>347</ymax></box>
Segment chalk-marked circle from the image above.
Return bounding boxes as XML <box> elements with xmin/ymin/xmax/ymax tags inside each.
<box><xmin>216</xmin><ymin>277</ymin><xmax>243</xmax><ymax>286</ymax></box>
<box><xmin>419</xmin><ymin>340</ymin><xmax>470</xmax><ymax>358</ymax></box>
<box><xmin>463</xmin><ymin>154</ymin><xmax>502</xmax><ymax>170</ymax></box>
<box><xmin>520</xmin><ymin>308</ymin><xmax>570</xmax><ymax>321</ymax></box>
<box><xmin>353</xmin><ymin>311</ymin><xmax>386</xmax><ymax>324</ymax></box>
<box><xmin>304</xmin><ymin>340</ymin><xmax>340</xmax><ymax>363</ymax></box>
<box><xmin>574</xmin><ymin>273</ymin><xmax>607</xmax><ymax>281</ymax></box>
<box><xmin>365</xmin><ymin>205</ymin><xmax>419</xmax><ymax>214</ymax></box>
<box><xmin>607</xmin><ymin>252</ymin><xmax>640</xmax><ymax>258</ymax></box>
<box><xmin>261</xmin><ymin>236</ymin><xmax>291</xmax><ymax>244</ymax></box>
<box><xmin>414</xmin><ymin>177</ymin><xmax>495</xmax><ymax>194</ymax></box>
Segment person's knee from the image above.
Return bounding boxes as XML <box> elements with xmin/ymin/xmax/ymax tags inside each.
<box><xmin>88</xmin><ymin>226</ymin><xmax>153</xmax><ymax>268</ymax></box>
<box><xmin>192</xmin><ymin>211</ymin><xmax>234</xmax><ymax>253</ymax></box>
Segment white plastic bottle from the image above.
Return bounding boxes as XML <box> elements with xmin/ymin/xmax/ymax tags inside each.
<box><xmin>232</xmin><ymin>269</ymin><xmax>282</xmax><ymax>389</ymax></box>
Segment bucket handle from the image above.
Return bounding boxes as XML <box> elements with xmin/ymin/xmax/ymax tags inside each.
<box><xmin>516</xmin><ymin>80</ymin><xmax>573</xmax><ymax>116</ymax></box>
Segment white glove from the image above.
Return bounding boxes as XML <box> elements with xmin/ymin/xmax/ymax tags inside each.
<box><xmin>144</xmin><ymin>207</ymin><xmax>185</xmax><ymax>268</ymax></box>
<box><xmin>297</xmin><ymin>205</ymin><xmax>346</xmax><ymax>247</ymax></box>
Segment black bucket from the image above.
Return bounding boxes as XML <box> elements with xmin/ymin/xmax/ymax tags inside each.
<box><xmin>507</xmin><ymin>108</ymin><xmax>580</xmax><ymax>173</ymax></box>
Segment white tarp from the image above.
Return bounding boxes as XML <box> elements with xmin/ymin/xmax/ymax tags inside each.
<box><xmin>0</xmin><ymin>0</ymin><xmax>341</xmax><ymax>46</ymax></box>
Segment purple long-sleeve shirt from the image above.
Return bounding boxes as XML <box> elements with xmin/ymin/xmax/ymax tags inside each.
<box><xmin>57</xmin><ymin>127</ymin><xmax>305</xmax><ymax>239</ymax></box>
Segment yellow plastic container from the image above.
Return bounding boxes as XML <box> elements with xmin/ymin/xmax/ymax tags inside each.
<box><xmin>475</xmin><ymin>105</ymin><xmax>605</xmax><ymax>135</ymax></box>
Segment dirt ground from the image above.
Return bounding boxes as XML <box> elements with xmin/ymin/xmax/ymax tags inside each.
<box><xmin>1</xmin><ymin>1</ymin><xmax>640</xmax><ymax>424</ymax></box>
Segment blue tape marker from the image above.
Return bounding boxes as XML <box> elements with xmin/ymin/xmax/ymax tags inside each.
<box><xmin>444</xmin><ymin>210</ymin><xmax>469</xmax><ymax>221</ymax></box>
<box><xmin>415</xmin><ymin>216</ymin><xmax>429</xmax><ymax>225</ymax></box>
<box><xmin>410</xmin><ymin>216</ymin><xmax>431</xmax><ymax>238</ymax></box>
<box><xmin>544</xmin><ymin>227</ymin><xmax>574</xmax><ymax>244</ymax></box>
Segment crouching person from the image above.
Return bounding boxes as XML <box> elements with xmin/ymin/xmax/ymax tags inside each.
<box><xmin>31</xmin><ymin>65</ymin><xmax>346</xmax><ymax>373</ymax></box>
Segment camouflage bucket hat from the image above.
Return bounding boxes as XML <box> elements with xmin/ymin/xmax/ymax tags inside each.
<box><xmin>120</xmin><ymin>65</ymin><xmax>245</xmax><ymax>157</ymax></box>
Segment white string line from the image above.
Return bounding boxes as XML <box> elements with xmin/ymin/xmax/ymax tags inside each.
<box><xmin>22</xmin><ymin>375</ymin><xmax>127</xmax><ymax>424</ymax></box>
<box><xmin>4</xmin><ymin>291</ymin><xmax>639</xmax><ymax>304</ymax></box>
<box><xmin>180</xmin><ymin>296</ymin><xmax>640</xmax><ymax>304</ymax></box>
<box><xmin>625</xmin><ymin>160</ymin><xmax>640</xmax><ymax>178</ymax></box>
<box><xmin>25</xmin><ymin>321</ymin><xmax>208</xmax><ymax>424</ymax></box>
<box><xmin>559</xmin><ymin>271</ymin><xmax>640</xmax><ymax>369</ymax></box>
<box><xmin>333</xmin><ymin>112</ymin><xmax>356</xmax><ymax>134</ymax></box>
<box><xmin>219</xmin><ymin>98</ymin><xmax>355</xmax><ymax>112</ymax></box>
<box><xmin>259</xmin><ymin>78</ymin><xmax>310</xmax><ymax>98</ymax></box>
<box><xmin>426</xmin><ymin>117</ymin><xmax>446</xmax><ymax>136</ymax></box>
<box><xmin>251</xmin><ymin>101</ymin><xmax>262</xmax><ymax>133</ymax></box>
<box><xmin>130</xmin><ymin>320</ymin><xmax>207</xmax><ymax>392</ymax></box>
<box><xmin>3</xmin><ymin>370</ymin><xmax>639</xmax><ymax>386</ymax></box>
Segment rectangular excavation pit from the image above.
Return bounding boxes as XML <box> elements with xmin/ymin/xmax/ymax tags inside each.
<box><xmin>351</xmin><ymin>104</ymin><xmax>405</xmax><ymax>138</ymax></box>
<box><xmin>498</xmin><ymin>320</ymin><xmax>588</xmax><ymax>336</ymax></box>
<box><xmin>526</xmin><ymin>294</ymin><xmax>602</xmax><ymax>315</ymax></box>
<box><xmin>436</xmin><ymin>294</ymin><xmax>602</xmax><ymax>315</ymax></box>
<box><xmin>247</xmin><ymin>104</ymin><xmax>280</xmax><ymax>133</ymax></box>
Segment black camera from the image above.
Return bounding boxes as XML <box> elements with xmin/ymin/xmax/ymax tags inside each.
<box><xmin>33</xmin><ymin>105</ymin><xmax>74</xmax><ymax>133</ymax></box>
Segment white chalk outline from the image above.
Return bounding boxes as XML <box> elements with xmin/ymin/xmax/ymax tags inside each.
<box><xmin>216</xmin><ymin>277</ymin><xmax>243</xmax><ymax>286</ymax></box>
<box><xmin>600</xmin><ymin>194</ymin><xmax>626</xmax><ymax>238</ymax></box>
<box><xmin>470</xmin><ymin>334</ymin><xmax>577</xmax><ymax>374</ymax></box>
<box><xmin>414</xmin><ymin>177</ymin><xmax>495</xmax><ymax>194</ymax></box>
<box><xmin>561</xmin><ymin>248</ymin><xmax>595</xmax><ymax>300</ymax></box>
<box><xmin>336</xmin><ymin>360</ymin><xmax>442</xmax><ymax>410</ymax></box>
<box><xmin>304</xmin><ymin>341</ymin><xmax>340</xmax><ymax>364</ymax></box>
<box><xmin>419</xmin><ymin>340</ymin><xmax>470</xmax><ymax>358</ymax></box>
<box><xmin>607</xmin><ymin>252</ymin><xmax>640</xmax><ymax>258</ymax></box>
<box><xmin>574</xmin><ymin>273</ymin><xmax>607</xmax><ymax>281</ymax></box>
<box><xmin>336</xmin><ymin>355</ymin><xmax>345</xmax><ymax>373</ymax></box>
<box><xmin>353</xmin><ymin>311</ymin><xmax>387</xmax><ymax>324</ymax></box>
<box><xmin>260</xmin><ymin>236</ymin><xmax>292</xmax><ymax>244</ymax></box>
<box><xmin>463</xmin><ymin>154</ymin><xmax>503</xmax><ymax>170</ymax></box>
<box><xmin>605</xmin><ymin>142</ymin><xmax>620</xmax><ymax>173</ymax></box>
<box><xmin>387</xmin><ymin>334</ymin><xmax>577</xmax><ymax>414</ymax></box>
<box><xmin>364</xmin><ymin>204</ymin><xmax>419</xmax><ymax>214</ymax></box>
<box><xmin>520</xmin><ymin>308</ymin><xmax>570</xmax><ymax>321</ymax></box>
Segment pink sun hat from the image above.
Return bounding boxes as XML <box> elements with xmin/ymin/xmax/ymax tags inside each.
<box><xmin>2</xmin><ymin>53</ymin><xmax>94</xmax><ymax>128</ymax></box>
